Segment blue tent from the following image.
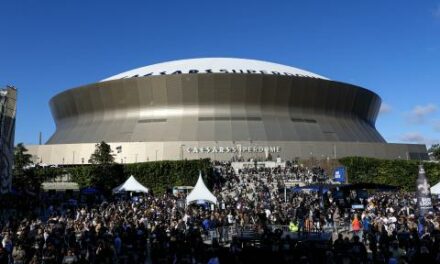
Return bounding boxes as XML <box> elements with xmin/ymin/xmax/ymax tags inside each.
<box><xmin>81</xmin><ymin>187</ymin><xmax>99</xmax><ymax>195</ymax></box>
<box><xmin>68</xmin><ymin>199</ymin><xmax>78</xmax><ymax>206</ymax></box>
<box><xmin>290</xmin><ymin>186</ymin><xmax>329</xmax><ymax>193</ymax></box>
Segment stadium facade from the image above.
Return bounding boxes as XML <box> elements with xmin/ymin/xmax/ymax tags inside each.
<box><xmin>26</xmin><ymin>58</ymin><xmax>427</xmax><ymax>164</ymax></box>
<box><xmin>1</xmin><ymin>86</ymin><xmax>17</xmax><ymax>193</ymax></box>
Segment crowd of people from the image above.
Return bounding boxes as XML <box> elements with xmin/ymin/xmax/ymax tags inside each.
<box><xmin>1</xmin><ymin>161</ymin><xmax>440</xmax><ymax>263</ymax></box>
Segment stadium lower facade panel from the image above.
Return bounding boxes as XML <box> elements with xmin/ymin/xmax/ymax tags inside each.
<box><xmin>26</xmin><ymin>141</ymin><xmax>427</xmax><ymax>165</ymax></box>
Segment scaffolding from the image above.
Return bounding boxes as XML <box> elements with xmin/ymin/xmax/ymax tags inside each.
<box><xmin>0</xmin><ymin>86</ymin><xmax>17</xmax><ymax>194</ymax></box>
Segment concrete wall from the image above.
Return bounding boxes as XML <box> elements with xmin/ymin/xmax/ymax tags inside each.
<box><xmin>25</xmin><ymin>141</ymin><xmax>428</xmax><ymax>165</ymax></box>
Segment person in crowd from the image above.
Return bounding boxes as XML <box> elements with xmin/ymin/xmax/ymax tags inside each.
<box><xmin>11</xmin><ymin>244</ymin><xmax>26</xmax><ymax>264</ymax></box>
<box><xmin>0</xmin><ymin>245</ymin><xmax>8</xmax><ymax>264</ymax></box>
<box><xmin>61</xmin><ymin>249</ymin><xmax>78</xmax><ymax>264</ymax></box>
<box><xmin>1</xmin><ymin>160</ymin><xmax>440</xmax><ymax>263</ymax></box>
<box><xmin>351</xmin><ymin>214</ymin><xmax>362</xmax><ymax>237</ymax></box>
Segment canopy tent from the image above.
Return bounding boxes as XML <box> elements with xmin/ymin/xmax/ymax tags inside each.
<box><xmin>112</xmin><ymin>175</ymin><xmax>149</xmax><ymax>194</ymax></box>
<box><xmin>42</xmin><ymin>182</ymin><xmax>79</xmax><ymax>191</ymax></box>
<box><xmin>338</xmin><ymin>182</ymin><xmax>399</xmax><ymax>191</ymax></box>
<box><xmin>81</xmin><ymin>187</ymin><xmax>100</xmax><ymax>195</ymax></box>
<box><xmin>290</xmin><ymin>185</ymin><xmax>330</xmax><ymax>193</ymax></box>
<box><xmin>186</xmin><ymin>173</ymin><xmax>217</xmax><ymax>205</ymax></box>
<box><xmin>431</xmin><ymin>181</ymin><xmax>440</xmax><ymax>195</ymax></box>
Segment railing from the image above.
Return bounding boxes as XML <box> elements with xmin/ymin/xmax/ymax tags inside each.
<box><xmin>203</xmin><ymin>225</ymin><xmax>239</xmax><ymax>244</ymax></box>
<box><xmin>202</xmin><ymin>223</ymin><xmax>334</xmax><ymax>245</ymax></box>
<box><xmin>267</xmin><ymin>224</ymin><xmax>289</xmax><ymax>232</ymax></box>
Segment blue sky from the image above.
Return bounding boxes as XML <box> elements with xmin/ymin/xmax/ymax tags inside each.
<box><xmin>1</xmin><ymin>0</ymin><xmax>439</xmax><ymax>146</ymax></box>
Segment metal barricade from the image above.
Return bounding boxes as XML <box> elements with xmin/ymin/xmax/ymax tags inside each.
<box><xmin>267</xmin><ymin>224</ymin><xmax>289</xmax><ymax>232</ymax></box>
<box><xmin>203</xmin><ymin>226</ymin><xmax>239</xmax><ymax>244</ymax></box>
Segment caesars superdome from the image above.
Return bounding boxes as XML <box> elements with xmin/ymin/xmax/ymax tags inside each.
<box><xmin>27</xmin><ymin>58</ymin><xmax>427</xmax><ymax>164</ymax></box>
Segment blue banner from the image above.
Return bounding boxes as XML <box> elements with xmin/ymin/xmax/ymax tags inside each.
<box><xmin>333</xmin><ymin>167</ymin><xmax>346</xmax><ymax>183</ymax></box>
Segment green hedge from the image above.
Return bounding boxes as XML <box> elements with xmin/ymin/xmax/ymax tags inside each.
<box><xmin>38</xmin><ymin>159</ymin><xmax>213</xmax><ymax>195</ymax></box>
<box><xmin>339</xmin><ymin>157</ymin><xmax>440</xmax><ymax>191</ymax></box>
<box><xmin>123</xmin><ymin>159</ymin><xmax>213</xmax><ymax>194</ymax></box>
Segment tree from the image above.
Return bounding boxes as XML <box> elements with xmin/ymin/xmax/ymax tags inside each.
<box><xmin>429</xmin><ymin>144</ymin><xmax>440</xmax><ymax>161</ymax></box>
<box><xmin>13</xmin><ymin>143</ymin><xmax>41</xmax><ymax>191</ymax></box>
<box><xmin>84</xmin><ymin>141</ymin><xmax>118</xmax><ymax>193</ymax></box>
<box><xmin>88</xmin><ymin>141</ymin><xmax>114</xmax><ymax>164</ymax></box>
<box><xmin>14</xmin><ymin>143</ymin><xmax>32</xmax><ymax>170</ymax></box>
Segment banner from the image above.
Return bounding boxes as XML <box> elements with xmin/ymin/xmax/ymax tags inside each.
<box><xmin>416</xmin><ymin>165</ymin><xmax>433</xmax><ymax>216</ymax></box>
<box><xmin>333</xmin><ymin>167</ymin><xmax>346</xmax><ymax>183</ymax></box>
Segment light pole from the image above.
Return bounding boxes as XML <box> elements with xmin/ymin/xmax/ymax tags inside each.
<box><xmin>214</xmin><ymin>141</ymin><xmax>218</xmax><ymax>161</ymax></box>
<box><xmin>155</xmin><ymin>150</ymin><xmax>158</xmax><ymax>161</ymax></box>
<box><xmin>180</xmin><ymin>144</ymin><xmax>185</xmax><ymax>160</ymax></box>
<box><xmin>72</xmin><ymin>151</ymin><xmax>75</xmax><ymax>164</ymax></box>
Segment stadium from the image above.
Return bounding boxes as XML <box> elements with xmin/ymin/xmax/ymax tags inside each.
<box><xmin>26</xmin><ymin>58</ymin><xmax>427</xmax><ymax>164</ymax></box>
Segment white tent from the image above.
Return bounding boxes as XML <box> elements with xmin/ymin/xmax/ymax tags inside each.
<box><xmin>186</xmin><ymin>172</ymin><xmax>217</xmax><ymax>205</ymax></box>
<box><xmin>431</xmin><ymin>181</ymin><xmax>440</xmax><ymax>195</ymax></box>
<box><xmin>112</xmin><ymin>175</ymin><xmax>149</xmax><ymax>194</ymax></box>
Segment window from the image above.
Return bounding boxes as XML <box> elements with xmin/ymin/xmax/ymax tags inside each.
<box><xmin>138</xmin><ymin>118</ymin><xmax>167</xmax><ymax>123</ymax></box>
<box><xmin>291</xmin><ymin>118</ymin><xmax>317</xmax><ymax>123</ymax></box>
<box><xmin>198</xmin><ymin>116</ymin><xmax>262</xmax><ymax>121</ymax></box>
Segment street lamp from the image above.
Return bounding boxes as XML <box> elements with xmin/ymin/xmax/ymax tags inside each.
<box><xmin>155</xmin><ymin>150</ymin><xmax>158</xmax><ymax>161</ymax></box>
<box><xmin>214</xmin><ymin>141</ymin><xmax>218</xmax><ymax>161</ymax></box>
<box><xmin>180</xmin><ymin>144</ymin><xmax>186</xmax><ymax>160</ymax></box>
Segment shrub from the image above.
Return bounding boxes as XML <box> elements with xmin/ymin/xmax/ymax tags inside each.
<box><xmin>339</xmin><ymin>157</ymin><xmax>440</xmax><ymax>191</ymax></box>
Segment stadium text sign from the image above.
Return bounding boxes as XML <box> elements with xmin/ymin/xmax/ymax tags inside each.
<box><xmin>186</xmin><ymin>146</ymin><xmax>281</xmax><ymax>154</ymax></box>
<box><xmin>121</xmin><ymin>69</ymin><xmax>317</xmax><ymax>79</ymax></box>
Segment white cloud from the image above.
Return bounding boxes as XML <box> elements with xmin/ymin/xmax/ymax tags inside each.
<box><xmin>412</xmin><ymin>104</ymin><xmax>437</xmax><ymax>116</ymax></box>
<box><xmin>400</xmin><ymin>132</ymin><xmax>426</xmax><ymax>143</ymax></box>
<box><xmin>406</xmin><ymin>103</ymin><xmax>438</xmax><ymax>124</ymax></box>
<box><xmin>379</xmin><ymin>103</ymin><xmax>392</xmax><ymax>114</ymax></box>
<box><xmin>433</xmin><ymin>3</ymin><xmax>440</xmax><ymax>18</ymax></box>
<box><xmin>399</xmin><ymin>132</ymin><xmax>439</xmax><ymax>146</ymax></box>
<box><xmin>434</xmin><ymin>120</ymin><xmax>440</xmax><ymax>132</ymax></box>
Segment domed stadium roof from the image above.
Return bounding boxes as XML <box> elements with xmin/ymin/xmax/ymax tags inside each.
<box><xmin>101</xmin><ymin>58</ymin><xmax>328</xmax><ymax>82</ymax></box>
